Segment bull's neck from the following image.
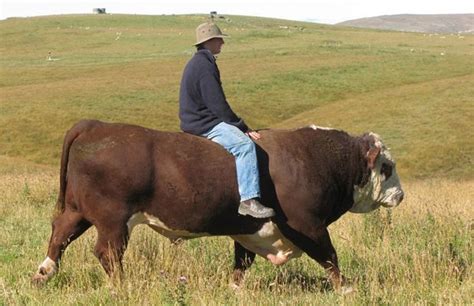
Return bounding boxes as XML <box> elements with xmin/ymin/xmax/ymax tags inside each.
<box><xmin>319</xmin><ymin>132</ymin><xmax>367</xmax><ymax>190</ymax></box>
<box><xmin>314</xmin><ymin>132</ymin><xmax>369</xmax><ymax>224</ymax></box>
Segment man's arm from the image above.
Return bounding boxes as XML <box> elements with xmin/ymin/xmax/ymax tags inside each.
<box><xmin>199</xmin><ymin>72</ymin><xmax>249</xmax><ymax>132</ymax></box>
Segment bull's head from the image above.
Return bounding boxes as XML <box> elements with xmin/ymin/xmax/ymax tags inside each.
<box><xmin>351</xmin><ymin>133</ymin><xmax>404</xmax><ymax>213</ymax></box>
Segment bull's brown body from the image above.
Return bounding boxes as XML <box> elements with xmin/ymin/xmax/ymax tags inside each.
<box><xmin>34</xmin><ymin>119</ymin><xmax>403</xmax><ymax>291</ymax></box>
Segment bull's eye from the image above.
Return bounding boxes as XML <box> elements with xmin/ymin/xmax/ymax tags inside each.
<box><xmin>380</xmin><ymin>163</ymin><xmax>392</xmax><ymax>179</ymax></box>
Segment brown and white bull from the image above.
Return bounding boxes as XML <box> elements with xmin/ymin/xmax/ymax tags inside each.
<box><xmin>33</xmin><ymin>120</ymin><xmax>404</xmax><ymax>291</ymax></box>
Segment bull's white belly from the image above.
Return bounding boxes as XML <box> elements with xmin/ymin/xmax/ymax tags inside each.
<box><xmin>127</xmin><ymin>213</ymin><xmax>303</xmax><ymax>265</ymax></box>
<box><xmin>127</xmin><ymin>212</ymin><xmax>208</xmax><ymax>242</ymax></box>
<box><xmin>232</xmin><ymin>221</ymin><xmax>303</xmax><ymax>265</ymax></box>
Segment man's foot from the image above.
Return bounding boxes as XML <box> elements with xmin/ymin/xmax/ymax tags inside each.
<box><xmin>238</xmin><ymin>199</ymin><xmax>275</xmax><ymax>218</ymax></box>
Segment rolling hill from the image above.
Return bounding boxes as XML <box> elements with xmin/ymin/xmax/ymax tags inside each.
<box><xmin>337</xmin><ymin>14</ymin><xmax>474</xmax><ymax>33</ymax></box>
<box><xmin>0</xmin><ymin>14</ymin><xmax>473</xmax><ymax>180</ymax></box>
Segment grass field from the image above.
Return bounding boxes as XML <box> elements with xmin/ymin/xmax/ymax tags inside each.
<box><xmin>1</xmin><ymin>169</ymin><xmax>472</xmax><ymax>304</ymax></box>
<box><xmin>1</xmin><ymin>14</ymin><xmax>473</xmax><ymax>304</ymax></box>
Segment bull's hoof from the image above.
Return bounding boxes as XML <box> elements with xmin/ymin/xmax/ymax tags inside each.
<box><xmin>31</xmin><ymin>271</ymin><xmax>49</xmax><ymax>287</ymax></box>
<box><xmin>230</xmin><ymin>270</ymin><xmax>245</xmax><ymax>292</ymax></box>
<box><xmin>33</xmin><ymin>257</ymin><xmax>57</xmax><ymax>286</ymax></box>
<box><xmin>339</xmin><ymin>285</ymin><xmax>355</xmax><ymax>295</ymax></box>
<box><xmin>229</xmin><ymin>281</ymin><xmax>241</xmax><ymax>291</ymax></box>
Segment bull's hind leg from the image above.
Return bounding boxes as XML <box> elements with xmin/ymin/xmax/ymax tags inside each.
<box><xmin>232</xmin><ymin>241</ymin><xmax>256</xmax><ymax>288</ymax></box>
<box><xmin>33</xmin><ymin>209</ymin><xmax>91</xmax><ymax>285</ymax></box>
<box><xmin>94</xmin><ymin>222</ymin><xmax>130</xmax><ymax>279</ymax></box>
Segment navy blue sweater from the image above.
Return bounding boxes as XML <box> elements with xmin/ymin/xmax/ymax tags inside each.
<box><xmin>179</xmin><ymin>49</ymin><xmax>249</xmax><ymax>135</ymax></box>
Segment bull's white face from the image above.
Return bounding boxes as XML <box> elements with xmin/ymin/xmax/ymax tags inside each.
<box><xmin>351</xmin><ymin>133</ymin><xmax>404</xmax><ymax>213</ymax></box>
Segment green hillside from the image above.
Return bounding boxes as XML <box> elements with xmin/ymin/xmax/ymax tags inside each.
<box><xmin>1</xmin><ymin>14</ymin><xmax>473</xmax><ymax>180</ymax></box>
<box><xmin>1</xmin><ymin>14</ymin><xmax>473</xmax><ymax>305</ymax></box>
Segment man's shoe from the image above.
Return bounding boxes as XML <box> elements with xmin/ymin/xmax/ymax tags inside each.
<box><xmin>238</xmin><ymin>199</ymin><xmax>275</xmax><ymax>218</ymax></box>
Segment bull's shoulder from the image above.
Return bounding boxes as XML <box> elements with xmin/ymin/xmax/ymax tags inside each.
<box><xmin>255</xmin><ymin>126</ymin><xmax>366</xmax><ymax>165</ymax></box>
<box><xmin>256</xmin><ymin>125</ymin><xmax>351</xmax><ymax>144</ymax></box>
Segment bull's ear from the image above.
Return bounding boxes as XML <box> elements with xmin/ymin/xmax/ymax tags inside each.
<box><xmin>367</xmin><ymin>146</ymin><xmax>381</xmax><ymax>169</ymax></box>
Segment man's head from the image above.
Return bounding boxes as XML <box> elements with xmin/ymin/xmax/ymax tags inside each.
<box><xmin>194</xmin><ymin>23</ymin><xmax>228</xmax><ymax>54</ymax></box>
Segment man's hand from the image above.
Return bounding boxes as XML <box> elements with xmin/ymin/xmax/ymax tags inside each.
<box><xmin>246</xmin><ymin>130</ymin><xmax>261</xmax><ymax>141</ymax></box>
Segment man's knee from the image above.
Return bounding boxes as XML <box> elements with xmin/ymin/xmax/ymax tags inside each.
<box><xmin>235</xmin><ymin>138</ymin><xmax>256</xmax><ymax>155</ymax></box>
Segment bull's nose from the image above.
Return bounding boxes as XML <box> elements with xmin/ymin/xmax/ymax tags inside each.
<box><xmin>398</xmin><ymin>192</ymin><xmax>404</xmax><ymax>203</ymax></box>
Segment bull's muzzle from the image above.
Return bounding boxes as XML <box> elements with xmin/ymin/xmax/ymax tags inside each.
<box><xmin>381</xmin><ymin>189</ymin><xmax>404</xmax><ymax>208</ymax></box>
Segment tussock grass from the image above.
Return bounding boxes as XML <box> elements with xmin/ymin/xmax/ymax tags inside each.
<box><xmin>0</xmin><ymin>169</ymin><xmax>472</xmax><ymax>304</ymax></box>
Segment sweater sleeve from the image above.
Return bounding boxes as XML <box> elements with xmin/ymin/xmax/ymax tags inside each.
<box><xmin>198</xmin><ymin>71</ymin><xmax>249</xmax><ymax>132</ymax></box>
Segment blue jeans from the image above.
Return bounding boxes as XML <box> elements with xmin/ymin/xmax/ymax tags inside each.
<box><xmin>202</xmin><ymin>122</ymin><xmax>260</xmax><ymax>202</ymax></box>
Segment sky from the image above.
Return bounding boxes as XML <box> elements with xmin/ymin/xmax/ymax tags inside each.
<box><xmin>1</xmin><ymin>0</ymin><xmax>473</xmax><ymax>24</ymax></box>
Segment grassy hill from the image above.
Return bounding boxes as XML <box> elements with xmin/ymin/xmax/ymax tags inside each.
<box><xmin>0</xmin><ymin>15</ymin><xmax>473</xmax><ymax>305</ymax></box>
<box><xmin>337</xmin><ymin>14</ymin><xmax>474</xmax><ymax>33</ymax></box>
<box><xmin>1</xmin><ymin>14</ymin><xmax>473</xmax><ymax>180</ymax></box>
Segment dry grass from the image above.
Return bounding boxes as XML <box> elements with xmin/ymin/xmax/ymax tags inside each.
<box><xmin>0</xmin><ymin>167</ymin><xmax>472</xmax><ymax>305</ymax></box>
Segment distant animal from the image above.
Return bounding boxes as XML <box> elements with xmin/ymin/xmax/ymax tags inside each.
<box><xmin>33</xmin><ymin>120</ymin><xmax>404</xmax><ymax>292</ymax></box>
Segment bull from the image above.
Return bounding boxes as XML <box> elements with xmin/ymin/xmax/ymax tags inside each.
<box><xmin>33</xmin><ymin>119</ymin><xmax>404</xmax><ymax>291</ymax></box>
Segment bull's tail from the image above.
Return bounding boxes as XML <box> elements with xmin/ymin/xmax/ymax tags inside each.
<box><xmin>56</xmin><ymin>120</ymin><xmax>100</xmax><ymax>213</ymax></box>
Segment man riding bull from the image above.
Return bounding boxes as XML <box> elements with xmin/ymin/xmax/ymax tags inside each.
<box><xmin>179</xmin><ymin>22</ymin><xmax>275</xmax><ymax>218</ymax></box>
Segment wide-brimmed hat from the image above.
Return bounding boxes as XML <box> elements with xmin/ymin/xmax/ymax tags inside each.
<box><xmin>194</xmin><ymin>22</ymin><xmax>228</xmax><ymax>46</ymax></box>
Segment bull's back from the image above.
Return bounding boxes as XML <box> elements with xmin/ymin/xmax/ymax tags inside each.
<box><xmin>66</xmin><ymin>121</ymin><xmax>262</xmax><ymax>235</ymax></box>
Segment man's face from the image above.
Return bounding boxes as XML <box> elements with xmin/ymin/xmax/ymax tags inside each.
<box><xmin>204</xmin><ymin>38</ymin><xmax>224</xmax><ymax>55</ymax></box>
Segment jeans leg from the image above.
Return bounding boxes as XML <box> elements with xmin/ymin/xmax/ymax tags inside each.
<box><xmin>202</xmin><ymin>122</ymin><xmax>260</xmax><ymax>201</ymax></box>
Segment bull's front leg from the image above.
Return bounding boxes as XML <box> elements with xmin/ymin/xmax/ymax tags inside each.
<box><xmin>281</xmin><ymin>225</ymin><xmax>352</xmax><ymax>293</ymax></box>
<box><xmin>310</xmin><ymin>232</ymin><xmax>354</xmax><ymax>294</ymax></box>
<box><xmin>232</xmin><ymin>241</ymin><xmax>256</xmax><ymax>288</ymax></box>
<box><xmin>310</xmin><ymin>228</ymin><xmax>344</xmax><ymax>290</ymax></box>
